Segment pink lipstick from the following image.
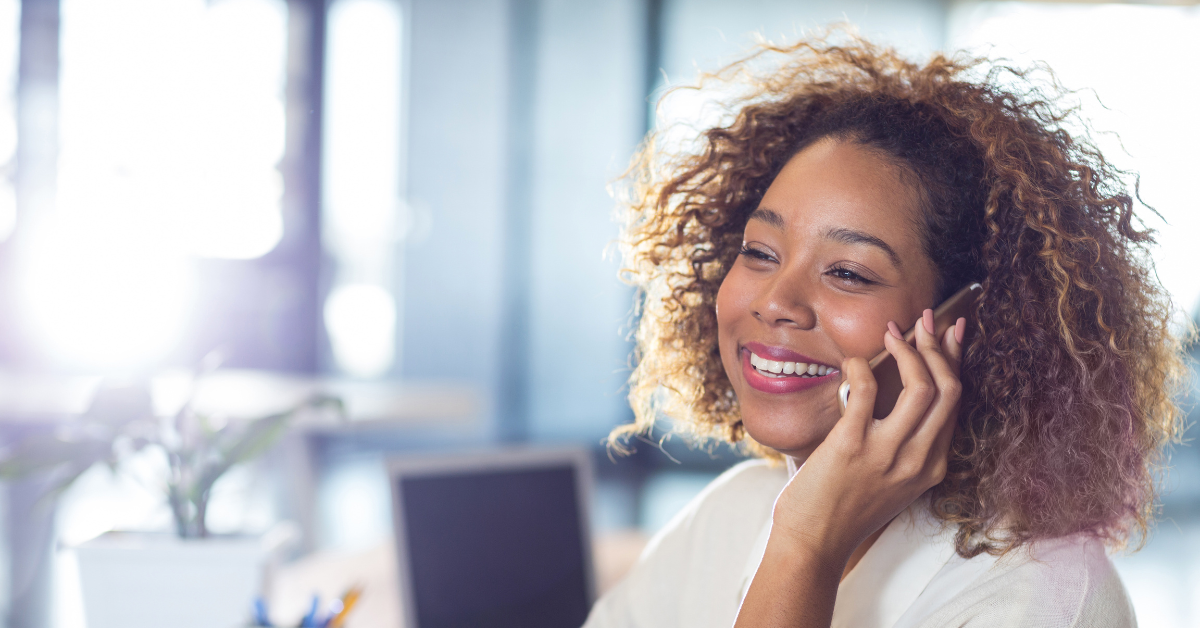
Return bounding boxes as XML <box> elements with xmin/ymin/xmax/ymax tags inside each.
<box><xmin>739</xmin><ymin>343</ymin><xmax>839</xmax><ymax>394</ymax></box>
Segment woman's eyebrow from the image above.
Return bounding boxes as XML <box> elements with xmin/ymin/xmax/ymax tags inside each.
<box><xmin>822</xmin><ymin>226</ymin><xmax>902</xmax><ymax>268</ymax></box>
<box><xmin>747</xmin><ymin>207</ymin><xmax>786</xmax><ymax>229</ymax></box>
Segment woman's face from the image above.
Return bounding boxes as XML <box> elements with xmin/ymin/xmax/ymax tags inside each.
<box><xmin>716</xmin><ymin>138</ymin><xmax>939</xmax><ymax>460</ymax></box>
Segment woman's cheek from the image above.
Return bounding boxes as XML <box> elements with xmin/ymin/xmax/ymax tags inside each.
<box><xmin>716</xmin><ymin>267</ymin><xmax>762</xmax><ymax>387</ymax></box>
<box><xmin>715</xmin><ymin>276</ymin><xmax>742</xmax><ymax>378</ymax></box>
<box><xmin>822</xmin><ymin>303</ymin><xmax>891</xmax><ymax>359</ymax></box>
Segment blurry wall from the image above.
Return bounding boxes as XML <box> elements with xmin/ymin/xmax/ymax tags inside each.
<box><xmin>396</xmin><ymin>0</ymin><xmax>646</xmax><ymax>443</ymax></box>
<box><xmin>398</xmin><ymin>0</ymin><xmax>511</xmax><ymax>424</ymax></box>
<box><xmin>525</xmin><ymin>0</ymin><xmax>646</xmax><ymax>441</ymax></box>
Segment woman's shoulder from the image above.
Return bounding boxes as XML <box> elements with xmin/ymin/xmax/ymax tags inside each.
<box><xmin>630</xmin><ymin>458</ymin><xmax>786</xmax><ymax>561</ymax></box>
<box><xmin>581</xmin><ymin>459</ymin><xmax>787</xmax><ymax>628</ymax></box>
<box><xmin>999</xmin><ymin>536</ymin><xmax>1134</xmax><ymax>626</ymax></box>
<box><xmin>921</xmin><ymin>535</ymin><xmax>1136</xmax><ymax>628</ymax></box>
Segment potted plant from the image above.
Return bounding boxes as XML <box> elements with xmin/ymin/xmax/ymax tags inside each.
<box><xmin>0</xmin><ymin>356</ymin><xmax>343</xmax><ymax>628</ymax></box>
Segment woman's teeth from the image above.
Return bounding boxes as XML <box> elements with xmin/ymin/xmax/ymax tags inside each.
<box><xmin>748</xmin><ymin>352</ymin><xmax>835</xmax><ymax>379</ymax></box>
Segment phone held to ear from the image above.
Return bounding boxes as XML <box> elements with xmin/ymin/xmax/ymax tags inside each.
<box><xmin>837</xmin><ymin>282</ymin><xmax>982</xmax><ymax>419</ymax></box>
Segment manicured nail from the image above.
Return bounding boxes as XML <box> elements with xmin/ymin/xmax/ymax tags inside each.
<box><xmin>923</xmin><ymin>309</ymin><xmax>935</xmax><ymax>334</ymax></box>
<box><xmin>954</xmin><ymin>317</ymin><xmax>966</xmax><ymax>344</ymax></box>
<box><xmin>887</xmin><ymin>321</ymin><xmax>903</xmax><ymax>339</ymax></box>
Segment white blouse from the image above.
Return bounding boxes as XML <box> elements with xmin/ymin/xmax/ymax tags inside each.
<box><xmin>583</xmin><ymin>460</ymin><xmax>1136</xmax><ymax>628</ymax></box>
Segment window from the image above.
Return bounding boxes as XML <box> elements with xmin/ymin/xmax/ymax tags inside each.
<box><xmin>322</xmin><ymin>0</ymin><xmax>404</xmax><ymax>378</ymax></box>
<box><xmin>0</xmin><ymin>0</ymin><xmax>17</xmax><ymax>242</ymax></box>
<box><xmin>16</xmin><ymin>0</ymin><xmax>290</xmax><ymax>370</ymax></box>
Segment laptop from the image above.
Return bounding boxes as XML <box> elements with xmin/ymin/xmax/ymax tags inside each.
<box><xmin>387</xmin><ymin>446</ymin><xmax>596</xmax><ymax>628</ymax></box>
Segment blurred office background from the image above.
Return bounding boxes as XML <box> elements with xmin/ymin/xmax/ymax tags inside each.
<box><xmin>0</xmin><ymin>0</ymin><xmax>1197</xmax><ymax>626</ymax></box>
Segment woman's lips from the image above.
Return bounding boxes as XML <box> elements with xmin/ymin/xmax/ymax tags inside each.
<box><xmin>742</xmin><ymin>341</ymin><xmax>821</xmax><ymax>364</ymax></box>
<box><xmin>740</xmin><ymin>346</ymin><xmax>839</xmax><ymax>394</ymax></box>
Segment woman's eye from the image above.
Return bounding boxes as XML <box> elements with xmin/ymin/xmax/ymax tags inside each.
<box><xmin>738</xmin><ymin>245</ymin><xmax>775</xmax><ymax>263</ymax></box>
<box><xmin>828</xmin><ymin>265</ymin><xmax>873</xmax><ymax>285</ymax></box>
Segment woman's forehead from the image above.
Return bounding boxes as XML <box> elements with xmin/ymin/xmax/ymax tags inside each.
<box><xmin>752</xmin><ymin>139</ymin><xmax>927</xmax><ymax>259</ymax></box>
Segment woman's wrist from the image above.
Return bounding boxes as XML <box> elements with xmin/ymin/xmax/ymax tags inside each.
<box><xmin>736</xmin><ymin>524</ymin><xmax>846</xmax><ymax>628</ymax></box>
<box><xmin>770</xmin><ymin>498</ymin><xmax>861</xmax><ymax>566</ymax></box>
<box><xmin>763</xmin><ymin>522</ymin><xmax>850</xmax><ymax>583</ymax></box>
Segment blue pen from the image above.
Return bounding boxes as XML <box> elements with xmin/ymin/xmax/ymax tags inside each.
<box><xmin>253</xmin><ymin>597</ymin><xmax>272</xmax><ymax>627</ymax></box>
<box><xmin>300</xmin><ymin>595</ymin><xmax>320</xmax><ymax>628</ymax></box>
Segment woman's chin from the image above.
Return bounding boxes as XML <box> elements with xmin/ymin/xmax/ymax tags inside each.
<box><xmin>740</xmin><ymin>406</ymin><xmax>837</xmax><ymax>460</ymax></box>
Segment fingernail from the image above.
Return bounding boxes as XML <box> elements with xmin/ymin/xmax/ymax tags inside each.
<box><xmin>887</xmin><ymin>321</ymin><xmax>903</xmax><ymax>339</ymax></box>
<box><xmin>923</xmin><ymin>309</ymin><xmax>935</xmax><ymax>334</ymax></box>
<box><xmin>954</xmin><ymin>317</ymin><xmax>966</xmax><ymax>344</ymax></box>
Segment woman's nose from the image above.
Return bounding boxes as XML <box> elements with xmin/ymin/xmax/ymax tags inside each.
<box><xmin>750</xmin><ymin>274</ymin><xmax>817</xmax><ymax>330</ymax></box>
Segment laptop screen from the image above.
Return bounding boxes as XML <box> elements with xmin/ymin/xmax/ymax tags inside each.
<box><xmin>391</xmin><ymin>451</ymin><xmax>593</xmax><ymax>628</ymax></box>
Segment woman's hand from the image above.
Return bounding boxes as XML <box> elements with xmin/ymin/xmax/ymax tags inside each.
<box><xmin>734</xmin><ymin>310</ymin><xmax>965</xmax><ymax>628</ymax></box>
<box><xmin>776</xmin><ymin>309</ymin><xmax>964</xmax><ymax>561</ymax></box>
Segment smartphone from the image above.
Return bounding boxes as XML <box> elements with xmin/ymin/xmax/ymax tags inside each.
<box><xmin>837</xmin><ymin>282</ymin><xmax>982</xmax><ymax>419</ymax></box>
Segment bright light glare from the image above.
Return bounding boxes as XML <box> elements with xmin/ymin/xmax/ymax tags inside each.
<box><xmin>318</xmin><ymin>457</ymin><xmax>392</xmax><ymax>550</ymax></box>
<box><xmin>324</xmin><ymin>284</ymin><xmax>396</xmax><ymax>378</ymax></box>
<box><xmin>323</xmin><ymin>0</ymin><xmax>403</xmax><ymax>377</ymax></box>
<box><xmin>0</xmin><ymin>0</ymin><xmax>18</xmax><ymax>243</ymax></box>
<box><xmin>324</xmin><ymin>0</ymin><xmax>403</xmax><ymax>252</ymax></box>
<box><xmin>653</xmin><ymin>84</ymin><xmax>738</xmax><ymax>160</ymax></box>
<box><xmin>18</xmin><ymin>211</ymin><xmax>193</xmax><ymax>370</ymax></box>
<box><xmin>0</xmin><ymin>186</ymin><xmax>15</xmax><ymax>242</ymax></box>
<box><xmin>58</xmin><ymin>0</ymin><xmax>286</xmax><ymax>261</ymax></box>
<box><xmin>0</xmin><ymin>0</ymin><xmax>15</xmax><ymax>161</ymax></box>
<box><xmin>23</xmin><ymin>0</ymin><xmax>287</xmax><ymax>369</ymax></box>
<box><xmin>947</xmin><ymin>3</ymin><xmax>1200</xmax><ymax>316</ymax></box>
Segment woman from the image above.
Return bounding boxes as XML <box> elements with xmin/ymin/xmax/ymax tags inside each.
<box><xmin>584</xmin><ymin>34</ymin><xmax>1186</xmax><ymax>627</ymax></box>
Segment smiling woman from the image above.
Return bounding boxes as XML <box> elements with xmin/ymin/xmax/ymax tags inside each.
<box><xmin>590</xmin><ymin>32</ymin><xmax>1188</xmax><ymax>628</ymax></box>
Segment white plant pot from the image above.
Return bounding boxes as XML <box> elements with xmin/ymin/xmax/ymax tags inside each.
<box><xmin>75</xmin><ymin>532</ymin><xmax>265</xmax><ymax>628</ymax></box>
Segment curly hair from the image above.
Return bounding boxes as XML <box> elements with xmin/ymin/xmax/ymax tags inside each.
<box><xmin>610</xmin><ymin>33</ymin><xmax>1189</xmax><ymax>557</ymax></box>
